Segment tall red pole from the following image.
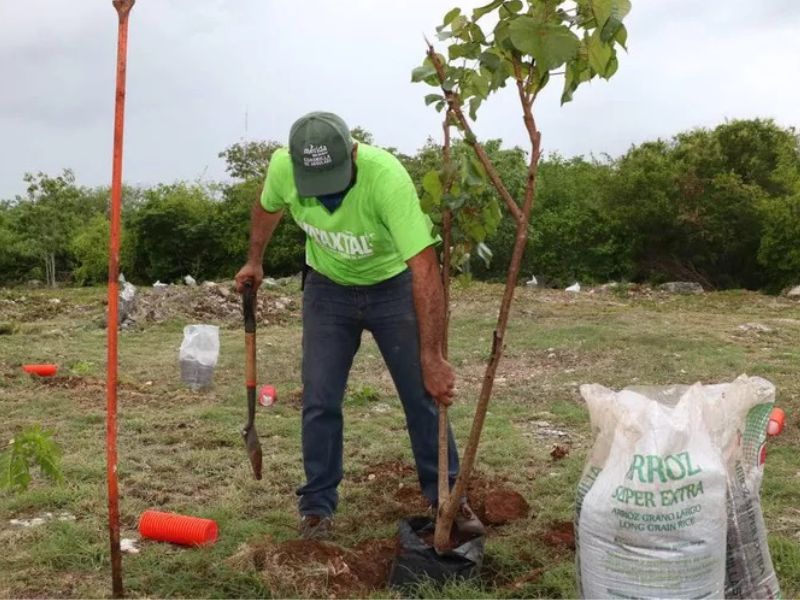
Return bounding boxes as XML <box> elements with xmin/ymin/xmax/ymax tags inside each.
<box><xmin>107</xmin><ymin>1</ymin><xmax>134</xmax><ymax>597</ymax></box>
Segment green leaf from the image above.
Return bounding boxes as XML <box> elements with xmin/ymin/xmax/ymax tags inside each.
<box><xmin>422</xmin><ymin>170</ymin><xmax>443</xmax><ymax>205</ymax></box>
<box><xmin>508</xmin><ymin>18</ymin><xmax>580</xmax><ymax>71</ymax></box>
<box><xmin>482</xmin><ymin>198</ymin><xmax>503</xmax><ymax>233</ymax></box>
<box><xmin>444</xmin><ymin>194</ymin><xmax>466</xmax><ymax>210</ymax></box>
<box><xmin>613</xmin><ymin>23</ymin><xmax>628</xmax><ymax>49</ymax></box>
<box><xmin>442</xmin><ymin>7</ymin><xmax>461</xmax><ymax>27</ymax></box>
<box><xmin>424</xmin><ymin>93</ymin><xmax>444</xmax><ymax>106</ymax></box>
<box><xmin>476</xmin><ymin>242</ymin><xmax>493</xmax><ymax>267</ymax></box>
<box><xmin>605</xmin><ymin>54</ymin><xmax>619</xmax><ymax>78</ymax></box>
<box><xmin>479</xmin><ymin>51</ymin><xmax>502</xmax><ymax>72</ymax></box>
<box><xmin>501</xmin><ymin>0</ymin><xmax>524</xmax><ymax>15</ymax></box>
<box><xmin>451</xmin><ymin>14</ymin><xmax>469</xmax><ymax>36</ymax></box>
<box><xmin>411</xmin><ymin>62</ymin><xmax>437</xmax><ymax>83</ymax></box>
<box><xmin>587</xmin><ymin>30</ymin><xmax>613</xmax><ymax>75</ymax></box>
<box><xmin>468</xmin><ymin>23</ymin><xmax>486</xmax><ymax>43</ymax></box>
<box><xmin>463</xmin><ymin>155</ymin><xmax>487</xmax><ymax>186</ymax></box>
<box><xmin>449</xmin><ymin>42</ymin><xmax>481</xmax><ymax>61</ymax></box>
<box><xmin>590</xmin><ymin>0</ymin><xmax>631</xmax><ymax>30</ymax></box>
<box><xmin>463</xmin><ymin>217</ymin><xmax>486</xmax><ymax>242</ymax></box>
<box><xmin>473</xmin><ymin>0</ymin><xmax>503</xmax><ymax>21</ymax></box>
<box><xmin>435</xmin><ymin>100</ymin><xmax>447</xmax><ymax>112</ymax></box>
<box><xmin>472</xmin><ymin>71</ymin><xmax>490</xmax><ymax>98</ymax></box>
<box><xmin>469</xmin><ymin>96</ymin><xmax>482</xmax><ymax>120</ymax></box>
<box><xmin>441</xmin><ymin>161</ymin><xmax>458</xmax><ymax>188</ymax></box>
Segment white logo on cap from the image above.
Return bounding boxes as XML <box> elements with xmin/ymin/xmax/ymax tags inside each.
<box><xmin>303</xmin><ymin>144</ymin><xmax>332</xmax><ymax>168</ymax></box>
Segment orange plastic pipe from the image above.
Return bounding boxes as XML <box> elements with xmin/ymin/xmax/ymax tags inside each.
<box><xmin>22</xmin><ymin>364</ymin><xmax>58</xmax><ymax>376</ymax></box>
<box><xmin>106</xmin><ymin>1</ymin><xmax>134</xmax><ymax>598</ymax></box>
<box><xmin>138</xmin><ymin>511</ymin><xmax>219</xmax><ymax>546</ymax></box>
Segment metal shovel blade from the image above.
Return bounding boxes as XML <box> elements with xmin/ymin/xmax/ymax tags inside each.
<box><xmin>242</xmin><ymin>422</ymin><xmax>263</xmax><ymax>480</ymax></box>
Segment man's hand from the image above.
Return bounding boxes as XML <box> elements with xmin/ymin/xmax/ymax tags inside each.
<box><xmin>237</xmin><ymin>202</ymin><xmax>283</xmax><ymax>294</ymax></box>
<box><xmin>422</xmin><ymin>353</ymin><xmax>456</xmax><ymax>406</ymax></box>
<box><xmin>235</xmin><ymin>262</ymin><xmax>264</xmax><ymax>293</ymax></box>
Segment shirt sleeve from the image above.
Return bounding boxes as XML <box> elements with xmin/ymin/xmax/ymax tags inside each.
<box><xmin>376</xmin><ymin>160</ymin><xmax>436</xmax><ymax>262</ymax></box>
<box><xmin>260</xmin><ymin>149</ymin><xmax>290</xmax><ymax>213</ymax></box>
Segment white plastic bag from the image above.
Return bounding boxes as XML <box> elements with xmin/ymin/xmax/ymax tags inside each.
<box><xmin>575</xmin><ymin>375</ymin><xmax>779</xmax><ymax>599</ymax></box>
<box><xmin>179</xmin><ymin>324</ymin><xmax>219</xmax><ymax>389</ymax></box>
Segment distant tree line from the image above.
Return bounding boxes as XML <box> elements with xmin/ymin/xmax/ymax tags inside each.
<box><xmin>0</xmin><ymin>118</ymin><xmax>797</xmax><ymax>292</ymax></box>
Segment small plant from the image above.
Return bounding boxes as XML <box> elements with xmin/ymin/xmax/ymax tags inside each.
<box><xmin>347</xmin><ymin>385</ymin><xmax>382</xmax><ymax>405</ymax></box>
<box><xmin>70</xmin><ymin>360</ymin><xmax>95</xmax><ymax>377</ymax></box>
<box><xmin>0</xmin><ymin>426</ymin><xmax>63</xmax><ymax>492</ymax></box>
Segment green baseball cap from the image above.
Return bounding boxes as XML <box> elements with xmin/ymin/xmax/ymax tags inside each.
<box><xmin>289</xmin><ymin>111</ymin><xmax>353</xmax><ymax>197</ymax></box>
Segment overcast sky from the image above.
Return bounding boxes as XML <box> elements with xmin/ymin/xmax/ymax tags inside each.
<box><xmin>1</xmin><ymin>1</ymin><xmax>798</xmax><ymax>199</ymax></box>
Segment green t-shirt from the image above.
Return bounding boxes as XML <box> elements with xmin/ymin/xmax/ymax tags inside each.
<box><xmin>261</xmin><ymin>143</ymin><xmax>435</xmax><ymax>285</ymax></box>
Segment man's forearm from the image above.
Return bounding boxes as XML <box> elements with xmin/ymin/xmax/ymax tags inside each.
<box><xmin>408</xmin><ymin>247</ymin><xmax>446</xmax><ymax>359</ymax></box>
<box><xmin>247</xmin><ymin>202</ymin><xmax>283</xmax><ymax>264</ymax></box>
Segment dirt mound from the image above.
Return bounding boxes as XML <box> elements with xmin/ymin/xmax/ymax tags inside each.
<box><xmin>483</xmin><ymin>489</ymin><xmax>530</xmax><ymax>525</ymax></box>
<box><xmin>541</xmin><ymin>520</ymin><xmax>575</xmax><ymax>550</ymax></box>
<box><xmin>241</xmin><ymin>537</ymin><xmax>396</xmax><ymax>597</ymax></box>
<box><xmin>129</xmin><ymin>283</ymin><xmax>298</xmax><ymax>328</ymax></box>
<box><xmin>550</xmin><ymin>443</ymin><xmax>570</xmax><ymax>460</ymax></box>
<box><xmin>354</xmin><ymin>460</ymin><xmax>530</xmax><ymax>528</ymax></box>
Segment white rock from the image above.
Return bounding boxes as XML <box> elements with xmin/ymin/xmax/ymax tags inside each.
<box><xmin>183</xmin><ymin>275</ymin><xmax>197</xmax><ymax>286</ymax></box>
<box><xmin>565</xmin><ymin>282</ymin><xmax>581</xmax><ymax>293</ymax></box>
<box><xmin>787</xmin><ymin>285</ymin><xmax>800</xmax><ymax>298</ymax></box>
<box><xmin>526</xmin><ymin>275</ymin><xmax>539</xmax><ymax>288</ymax></box>
<box><xmin>262</xmin><ymin>277</ymin><xmax>279</xmax><ymax>289</ymax></box>
<box><xmin>152</xmin><ymin>280</ymin><xmax>168</xmax><ymax>294</ymax></box>
<box><xmin>9</xmin><ymin>517</ymin><xmax>46</xmax><ymax>527</ymax></box>
<box><xmin>738</xmin><ymin>322</ymin><xmax>773</xmax><ymax>333</ymax></box>
<box><xmin>49</xmin><ymin>298</ymin><xmax>61</xmax><ymax>305</ymax></box>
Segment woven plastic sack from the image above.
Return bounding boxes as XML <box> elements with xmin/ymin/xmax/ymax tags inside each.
<box><xmin>575</xmin><ymin>375</ymin><xmax>779</xmax><ymax>599</ymax></box>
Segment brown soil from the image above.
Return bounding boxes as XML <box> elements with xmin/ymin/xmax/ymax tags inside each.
<box><xmin>394</xmin><ymin>485</ymin><xmax>429</xmax><ymax>510</ymax></box>
<box><xmin>482</xmin><ymin>489</ymin><xmax>530</xmax><ymax>525</ymax></box>
<box><xmin>550</xmin><ymin>443</ymin><xmax>570</xmax><ymax>460</ymax></box>
<box><xmin>541</xmin><ymin>520</ymin><xmax>575</xmax><ymax>550</ymax></box>
<box><xmin>245</xmin><ymin>537</ymin><xmax>396</xmax><ymax>598</ymax></box>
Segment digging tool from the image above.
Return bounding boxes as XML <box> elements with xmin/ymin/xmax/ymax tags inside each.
<box><xmin>241</xmin><ymin>280</ymin><xmax>263</xmax><ymax>480</ymax></box>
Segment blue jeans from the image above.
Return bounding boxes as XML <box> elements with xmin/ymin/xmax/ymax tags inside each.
<box><xmin>297</xmin><ymin>269</ymin><xmax>460</xmax><ymax>517</ymax></box>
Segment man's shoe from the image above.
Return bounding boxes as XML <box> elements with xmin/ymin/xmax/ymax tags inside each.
<box><xmin>454</xmin><ymin>501</ymin><xmax>486</xmax><ymax>537</ymax></box>
<box><xmin>299</xmin><ymin>514</ymin><xmax>333</xmax><ymax>540</ymax></box>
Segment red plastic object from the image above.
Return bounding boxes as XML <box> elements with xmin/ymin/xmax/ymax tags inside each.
<box><xmin>138</xmin><ymin>510</ymin><xmax>218</xmax><ymax>546</ymax></box>
<box><xmin>258</xmin><ymin>384</ymin><xmax>277</xmax><ymax>407</ymax></box>
<box><xmin>767</xmin><ymin>407</ymin><xmax>785</xmax><ymax>437</ymax></box>
<box><xmin>22</xmin><ymin>364</ymin><xmax>58</xmax><ymax>377</ymax></box>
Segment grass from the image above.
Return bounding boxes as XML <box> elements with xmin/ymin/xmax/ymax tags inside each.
<box><xmin>1</xmin><ymin>283</ymin><xmax>799</xmax><ymax>598</ymax></box>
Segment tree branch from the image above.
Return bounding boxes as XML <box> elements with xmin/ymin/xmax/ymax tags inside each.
<box><xmin>437</xmin><ymin>112</ymin><xmax>454</xmax><ymax>519</ymax></box>
<box><xmin>425</xmin><ymin>43</ymin><xmax>523</xmax><ymax>223</ymax></box>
